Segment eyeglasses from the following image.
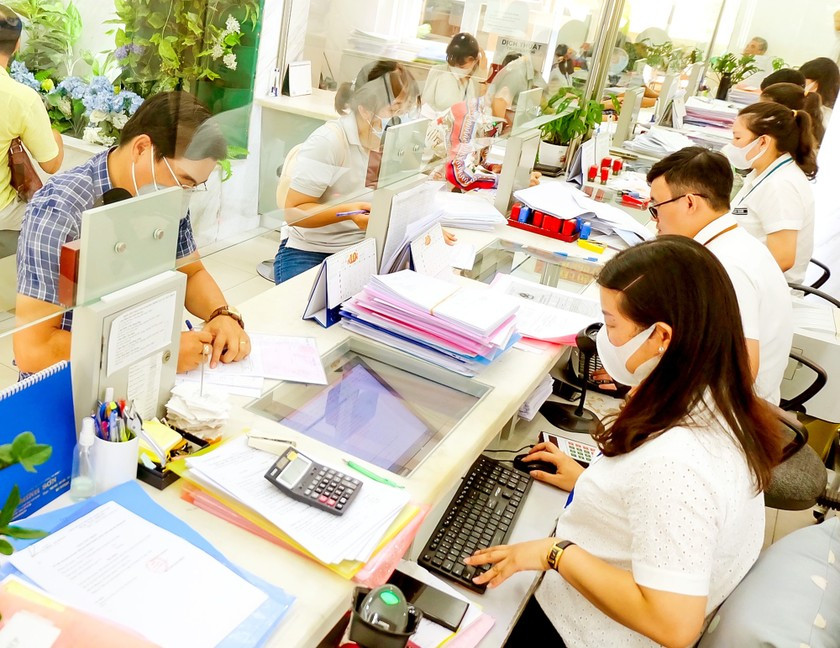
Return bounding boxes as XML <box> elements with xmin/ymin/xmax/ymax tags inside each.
<box><xmin>648</xmin><ymin>193</ymin><xmax>706</xmax><ymax>219</ymax></box>
<box><xmin>162</xmin><ymin>157</ymin><xmax>208</xmax><ymax>192</ymax></box>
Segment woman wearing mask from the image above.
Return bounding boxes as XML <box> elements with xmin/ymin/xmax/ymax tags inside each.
<box><xmin>273</xmin><ymin>62</ymin><xmax>418</xmax><ymax>283</ymax></box>
<box><xmin>760</xmin><ymin>82</ymin><xmax>825</xmax><ymax>146</ymax></box>
<box><xmin>464</xmin><ymin>237</ymin><xmax>781</xmax><ymax>648</ymax></box>
<box><xmin>548</xmin><ymin>43</ymin><xmax>576</xmax><ymax>92</ymax></box>
<box><xmin>799</xmin><ymin>57</ymin><xmax>839</xmax><ymax>123</ymax></box>
<box><xmin>421</xmin><ymin>33</ymin><xmax>486</xmax><ymax>113</ymax></box>
<box><xmin>723</xmin><ymin>102</ymin><xmax>816</xmax><ymax>284</ymax></box>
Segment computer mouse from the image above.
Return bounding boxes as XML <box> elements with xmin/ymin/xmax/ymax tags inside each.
<box><xmin>513</xmin><ymin>453</ymin><xmax>557</xmax><ymax>475</ymax></box>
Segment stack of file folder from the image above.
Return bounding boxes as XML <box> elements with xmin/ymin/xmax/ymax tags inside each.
<box><xmin>683</xmin><ymin>96</ymin><xmax>739</xmax><ymax>129</ymax></box>
<box><xmin>624</xmin><ymin>126</ymin><xmax>695</xmax><ymax>157</ymax></box>
<box><xmin>435</xmin><ymin>191</ymin><xmax>507</xmax><ymax>231</ymax></box>
<box><xmin>341</xmin><ymin>271</ymin><xmax>520</xmax><ymax>376</ymax></box>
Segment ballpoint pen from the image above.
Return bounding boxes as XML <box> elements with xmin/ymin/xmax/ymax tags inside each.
<box><xmin>344</xmin><ymin>459</ymin><xmax>405</xmax><ymax>488</ymax></box>
<box><xmin>335</xmin><ymin>209</ymin><xmax>369</xmax><ymax>218</ymax></box>
<box><xmin>554</xmin><ymin>251</ymin><xmax>600</xmax><ymax>263</ymax></box>
<box><xmin>185</xmin><ymin>319</ymin><xmax>194</xmax><ymax>331</ymax></box>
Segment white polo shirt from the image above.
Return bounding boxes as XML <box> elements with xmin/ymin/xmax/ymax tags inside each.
<box><xmin>731</xmin><ymin>153</ymin><xmax>815</xmax><ymax>285</ymax></box>
<box><xmin>535</xmin><ymin>403</ymin><xmax>765</xmax><ymax>648</ymax></box>
<box><xmin>286</xmin><ymin>114</ymin><xmax>373</xmax><ymax>254</ymax></box>
<box><xmin>422</xmin><ymin>64</ymin><xmax>479</xmax><ymax>113</ymax></box>
<box><xmin>694</xmin><ymin>213</ymin><xmax>793</xmax><ymax>404</ymax></box>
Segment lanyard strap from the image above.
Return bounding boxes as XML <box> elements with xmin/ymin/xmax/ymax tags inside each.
<box><xmin>737</xmin><ymin>157</ymin><xmax>794</xmax><ymax>205</ymax></box>
<box><xmin>701</xmin><ymin>223</ymin><xmax>738</xmax><ymax>247</ymax></box>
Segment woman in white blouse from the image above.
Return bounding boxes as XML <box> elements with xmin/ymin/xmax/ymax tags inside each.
<box><xmin>465</xmin><ymin>236</ymin><xmax>782</xmax><ymax>648</ymax></box>
<box><xmin>722</xmin><ymin>101</ymin><xmax>817</xmax><ymax>284</ymax></box>
<box><xmin>421</xmin><ymin>33</ymin><xmax>486</xmax><ymax>113</ymax></box>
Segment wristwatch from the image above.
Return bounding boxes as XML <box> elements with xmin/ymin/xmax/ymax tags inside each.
<box><xmin>207</xmin><ymin>305</ymin><xmax>244</xmax><ymax>329</ymax></box>
<box><xmin>547</xmin><ymin>540</ymin><xmax>575</xmax><ymax>571</ymax></box>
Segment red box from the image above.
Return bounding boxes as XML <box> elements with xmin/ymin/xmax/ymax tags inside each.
<box><xmin>543</xmin><ymin>215</ymin><xmax>562</xmax><ymax>233</ymax></box>
<box><xmin>532</xmin><ymin>210</ymin><xmax>545</xmax><ymax>227</ymax></box>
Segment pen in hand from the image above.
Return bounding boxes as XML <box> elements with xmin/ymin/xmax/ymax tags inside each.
<box><xmin>336</xmin><ymin>210</ymin><xmax>369</xmax><ymax>218</ymax></box>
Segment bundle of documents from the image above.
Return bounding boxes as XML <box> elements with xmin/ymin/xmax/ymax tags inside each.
<box><xmin>518</xmin><ymin>374</ymin><xmax>555</xmax><ymax>421</ymax></box>
<box><xmin>624</xmin><ymin>126</ymin><xmax>695</xmax><ymax>157</ymax></box>
<box><xmin>435</xmin><ymin>191</ymin><xmax>507</xmax><ymax>231</ymax></box>
<box><xmin>513</xmin><ymin>181</ymin><xmax>653</xmax><ymax>246</ymax></box>
<box><xmin>728</xmin><ymin>87</ymin><xmax>760</xmax><ymax>106</ymax></box>
<box><xmin>683</xmin><ymin>96</ymin><xmax>739</xmax><ymax>129</ymax></box>
<box><xmin>6</xmin><ymin>481</ymin><xmax>293</xmax><ymax>648</ymax></box>
<box><xmin>175</xmin><ymin>333</ymin><xmax>328</xmax><ymax>398</ymax></box>
<box><xmin>380</xmin><ymin>182</ymin><xmax>444</xmax><ymax>274</ymax></box>
<box><xmin>341</xmin><ymin>271</ymin><xmax>520</xmax><ymax>376</ymax></box>
<box><xmin>185</xmin><ymin>437</ymin><xmax>411</xmax><ymax>566</ymax></box>
<box><xmin>490</xmin><ymin>274</ymin><xmax>602</xmax><ymax>342</ymax></box>
<box><xmin>165</xmin><ymin>382</ymin><xmax>230</xmax><ymax>437</ymax></box>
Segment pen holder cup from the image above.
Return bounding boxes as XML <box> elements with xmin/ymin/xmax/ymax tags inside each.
<box><xmin>92</xmin><ymin>434</ymin><xmax>139</xmax><ymax>494</ymax></box>
<box><xmin>348</xmin><ymin>587</ymin><xmax>422</xmax><ymax>648</ymax></box>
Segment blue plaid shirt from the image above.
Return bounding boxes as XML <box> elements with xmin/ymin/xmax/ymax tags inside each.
<box><xmin>16</xmin><ymin>149</ymin><xmax>197</xmax><ymax>333</ymax></box>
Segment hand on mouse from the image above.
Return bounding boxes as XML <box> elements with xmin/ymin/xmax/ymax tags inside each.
<box><xmin>524</xmin><ymin>442</ymin><xmax>586</xmax><ymax>491</ymax></box>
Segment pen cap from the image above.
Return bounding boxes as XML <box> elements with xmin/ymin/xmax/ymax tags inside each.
<box><xmin>80</xmin><ymin>417</ymin><xmax>96</xmax><ymax>447</ymax></box>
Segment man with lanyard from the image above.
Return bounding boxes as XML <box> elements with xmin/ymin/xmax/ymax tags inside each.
<box><xmin>645</xmin><ymin>146</ymin><xmax>792</xmax><ymax>405</ymax></box>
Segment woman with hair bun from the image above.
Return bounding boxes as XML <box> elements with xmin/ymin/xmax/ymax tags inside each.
<box><xmin>722</xmin><ymin>101</ymin><xmax>816</xmax><ymax>283</ymax></box>
<box><xmin>421</xmin><ymin>32</ymin><xmax>486</xmax><ymax>113</ymax></box>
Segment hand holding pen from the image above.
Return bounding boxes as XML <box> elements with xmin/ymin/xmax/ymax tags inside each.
<box><xmin>335</xmin><ymin>202</ymin><xmax>371</xmax><ymax>231</ymax></box>
<box><xmin>179</xmin><ymin>321</ymin><xmax>214</xmax><ymax>374</ymax></box>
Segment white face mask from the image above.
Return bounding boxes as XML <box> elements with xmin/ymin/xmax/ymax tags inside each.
<box><xmin>721</xmin><ymin>137</ymin><xmax>766</xmax><ymax>171</ymax></box>
<box><xmin>596</xmin><ymin>323</ymin><xmax>659</xmax><ymax>387</ymax></box>
<box><xmin>450</xmin><ymin>65</ymin><xmax>470</xmax><ymax>78</ymax></box>
<box><xmin>131</xmin><ymin>144</ymin><xmax>192</xmax><ymax>215</ymax></box>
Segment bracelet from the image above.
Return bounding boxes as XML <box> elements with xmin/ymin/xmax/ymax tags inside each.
<box><xmin>547</xmin><ymin>540</ymin><xmax>575</xmax><ymax>571</ymax></box>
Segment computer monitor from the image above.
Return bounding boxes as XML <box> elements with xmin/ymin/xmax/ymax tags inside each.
<box><xmin>512</xmin><ymin>88</ymin><xmax>544</xmax><ymax>134</ymax></box>
<box><xmin>76</xmin><ymin>187</ymin><xmax>184</xmax><ymax>305</ymax></box>
<box><xmin>494</xmin><ymin>127</ymin><xmax>541</xmax><ymax>215</ymax></box>
<box><xmin>685</xmin><ymin>62</ymin><xmax>704</xmax><ymax>98</ymax></box>
<box><xmin>613</xmin><ymin>87</ymin><xmax>644</xmax><ymax>146</ymax></box>
<box><xmin>655</xmin><ymin>73</ymin><xmax>679</xmax><ymax>124</ymax></box>
<box><xmin>71</xmin><ymin>270</ymin><xmax>186</xmax><ymax>426</ymax></box>
<box><xmin>378</xmin><ymin>117</ymin><xmax>430</xmax><ymax>188</ymax></box>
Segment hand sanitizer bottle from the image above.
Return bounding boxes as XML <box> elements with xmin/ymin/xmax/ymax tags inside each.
<box><xmin>70</xmin><ymin>417</ymin><xmax>96</xmax><ymax>501</ymax></box>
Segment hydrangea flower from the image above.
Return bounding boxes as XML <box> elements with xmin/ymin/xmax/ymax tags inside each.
<box><xmin>225</xmin><ymin>15</ymin><xmax>241</xmax><ymax>34</ymax></box>
<box><xmin>223</xmin><ymin>53</ymin><xmax>237</xmax><ymax>71</ymax></box>
<box><xmin>57</xmin><ymin>76</ymin><xmax>86</xmax><ymax>99</ymax></box>
<box><xmin>9</xmin><ymin>60</ymin><xmax>41</xmax><ymax>91</ymax></box>
<box><xmin>115</xmin><ymin>45</ymin><xmax>130</xmax><ymax>60</ymax></box>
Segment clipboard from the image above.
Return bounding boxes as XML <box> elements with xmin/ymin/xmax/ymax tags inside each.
<box><xmin>303</xmin><ymin>238</ymin><xmax>377</xmax><ymax>327</ymax></box>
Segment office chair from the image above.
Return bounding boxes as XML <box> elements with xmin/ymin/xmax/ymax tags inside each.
<box><xmin>765</xmin><ymin>351</ymin><xmax>829</xmax><ymax>511</ymax></box>
<box><xmin>788</xmin><ymin>282</ymin><xmax>840</xmax><ymax>308</ymax></box>
<box><xmin>806</xmin><ymin>258</ymin><xmax>831</xmax><ymax>291</ymax></box>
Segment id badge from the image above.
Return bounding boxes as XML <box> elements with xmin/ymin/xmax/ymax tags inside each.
<box><xmin>733</xmin><ymin>207</ymin><xmax>748</xmax><ymax>217</ymax></box>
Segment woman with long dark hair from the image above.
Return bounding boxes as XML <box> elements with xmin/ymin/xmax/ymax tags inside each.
<box><xmin>465</xmin><ymin>237</ymin><xmax>781</xmax><ymax>648</ymax></box>
<box><xmin>723</xmin><ymin>101</ymin><xmax>816</xmax><ymax>283</ymax></box>
<box><xmin>761</xmin><ymin>82</ymin><xmax>825</xmax><ymax>146</ymax></box>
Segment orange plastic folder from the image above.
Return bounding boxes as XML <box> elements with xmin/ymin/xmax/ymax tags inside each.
<box><xmin>0</xmin><ymin>576</ymin><xmax>157</xmax><ymax>647</ymax></box>
<box><xmin>168</xmin><ymin>440</ymin><xmax>421</xmax><ymax>580</ymax></box>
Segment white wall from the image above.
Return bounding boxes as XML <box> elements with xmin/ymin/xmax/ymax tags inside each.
<box><xmin>726</xmin><ymin>0</ymin><xmax>839</xmax><ymax>66</ymax></box>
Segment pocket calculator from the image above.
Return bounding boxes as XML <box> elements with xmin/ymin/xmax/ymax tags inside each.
<box><xmin>539</xmin><ymin>431</ymin><xmax>599</xmax><ymax>466</ymax></box>
<box><xmin>264</xmin><ymin>447</ymin><xmax>362</xmax><ymax>516</ymax></box>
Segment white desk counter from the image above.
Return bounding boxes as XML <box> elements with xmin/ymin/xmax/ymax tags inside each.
<box><xmin>257</xmin><ymin>89</ymin><xmax>339</xmax><ymax>123</ymax></box>
<box><xmin>139</xmin><ymin>225</ymin><xmax>584</xmax><ymax>647</ymax></box>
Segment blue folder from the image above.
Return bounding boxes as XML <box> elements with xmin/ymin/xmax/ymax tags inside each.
<box><xmin>6</xmin><ymin>481</ymin><xmax>295</xmax><ymax>647</ymax></box>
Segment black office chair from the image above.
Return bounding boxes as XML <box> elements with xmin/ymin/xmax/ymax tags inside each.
<box><xmin>806</xmin><ymin>258</ymin><xmax>831</xmax><ymax>291</ymax></box>
<box><xmin>765</xmin><ymin>351</ymin><xmax>829</xmax><ymax>511</ymax></box>
<box><xmin>788</xmin><ymin>283</ymin><xmax>840</xmax><ymax>309</ymax></box>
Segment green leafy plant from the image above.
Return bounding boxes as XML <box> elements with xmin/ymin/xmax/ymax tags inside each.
<box><xmin>640</xmin><ymin>40</ymin><xmax>686</xmax><ymax>73</ymax></box>
<box><xmin>540</xmin><ymin>87</ymin><xmax>614</xmax><ymax>147</ymax></box>
<box><xmin>108</xmin><ymin>0</ymin><xmax>261</xmax><ymax>96</ymax></box>
<box><xmin>771</xmin><ymin>57</ymin><xmax>787</xmax><ymax>71</ymax></box>
<box><xmin>7</xmin><ymin>0</ymin><xmax>81</xmax><ymax>78</ymax></box>
<box><xmin>0</xmin><ymin>432</ymin><xmax>53</xmax><ymax>555</ymax></box>
<box><xmin>709</xmin><ymin>52</ymin><xmax>761</xmax><ymax>84</ymax></box>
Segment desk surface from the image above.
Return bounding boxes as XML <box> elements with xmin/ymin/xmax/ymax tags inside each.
<box><xmin>257</xmin><ymin>89</ymin><xmax>339</xmax><ymax>122</ymax></box>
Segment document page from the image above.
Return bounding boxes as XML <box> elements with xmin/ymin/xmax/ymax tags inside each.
<box><xmin>10</xmin><ymin>501</ymin><xmax>268</xmax><ymax>648</ymax></box>
<box><xmin>107</xmin><ymin>291</ymin><xmax>176</xmax><ymax>376</ymax></box>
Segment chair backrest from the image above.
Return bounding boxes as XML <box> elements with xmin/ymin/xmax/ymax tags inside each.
<box><xmin>781</xmin><ymin>351</ymin><xmax>828</xmax><ymax>413</ymax></box>
<box><xmin>808</xmin><ymin>258</ymin><xmax>831</xmax><ymax>291</ymax></box>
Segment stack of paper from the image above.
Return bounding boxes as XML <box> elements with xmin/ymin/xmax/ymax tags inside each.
<box><xmin>186</xmin><ymin>437</ymin><xmax>411</xmax><ymax>565</ymax></box>
<box><xmin>490</xmin><ymin>274</ymin><xmax>602</xmax><ymax>342</ymax></box>
<box><xmin>683</xmin><ymin>96</ymin><xmax>739</xmax><ymax>129</ymax></box>
<box><xmin>513</xmin><ymin>181</ymin><xmax>652</xmax><ymax>246</ymax></box>
<box><xmin>435</xmin><ymin>191</ymin><xmax>507</xmax><ymax>231</ymax></box>
<box><xmin>164</xmin><ymin>383</ymin><xmax>230</xmax><ymax>437</ymax></box>
<box><xmin>175</xmin><ymin>333</ymin><xmax>328</xmax><ymax>398</ymax></box>
<box><xmin>727</xmin><ymin>87</ymin><xmax>760</xmax><ymax>106</ymax></box>
<box><xmin>624</xmin><ymin>126</ymin><xmax>695</xmax><ymax>157</ymax></box>
<box><xmin>793</xmin><ymin>298</ymin><xmax>838</xmax><ymax>334</ymax></box>
<box><xmin>341</xmin><ymin>271</ymin><xmax>520</xmax><ymax>376</ymax></box>
<box><xmin>519</xmin><ymin>374</ymin><xmax>555</xmax><ymax>421</ymax></box>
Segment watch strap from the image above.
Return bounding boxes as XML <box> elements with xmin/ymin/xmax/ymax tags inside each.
<box><xmin>547</xmin><ymin>540</ymin><xmax>574</xmax><ymax>571</ymax></box>
<box><xmin>207</xmin><ymin>306</ymin><xmax>244</xmax><ymax>329</ymax></box>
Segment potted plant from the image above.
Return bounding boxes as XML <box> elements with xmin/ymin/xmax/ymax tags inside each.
<box><xmin>539</xmin><ymin>87</ymin><xmax>607</xmax><ymax>168</ymax></box>
<box><xmin>709</xmin><ymin>53</ymin><xmax>760</xmax><ymax>100</ymax></box>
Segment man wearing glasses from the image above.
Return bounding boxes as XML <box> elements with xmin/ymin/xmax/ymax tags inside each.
<box><xmin>14</xmin><ymin>91</ymin><xmax>251</xmax><ymax>377</ymax></box>
<box><xmin>646</xmin><ymin>146</ymin><xmax>792</xmax><ymax>405</ymax></box>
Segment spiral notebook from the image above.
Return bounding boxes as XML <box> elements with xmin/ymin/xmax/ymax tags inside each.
<box><xmin>0</xmin><ymin>361</ymin><xmax>75</xmax><ymax>520</ymax></box>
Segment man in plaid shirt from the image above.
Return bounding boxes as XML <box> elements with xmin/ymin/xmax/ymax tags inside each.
<box><xmin>15</xmin><ymin>91</ymin><xmax>251</xmax><ymax>376</ymax></box>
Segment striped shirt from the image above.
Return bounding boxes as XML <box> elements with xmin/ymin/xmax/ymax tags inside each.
<box><xmin>16</xmin><ymin>149</ymin><xmax>196</xmax><ymax>334</ymax></box>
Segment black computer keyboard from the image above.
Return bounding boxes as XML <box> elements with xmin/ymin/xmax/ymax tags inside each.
<box><xmin>418</xmin><ymin>455</ymin><xmax>532</xmax><ymax>593</ymax></box>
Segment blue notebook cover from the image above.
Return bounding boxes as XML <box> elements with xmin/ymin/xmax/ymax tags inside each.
<box><xmin>0</xmin><ymin>362</ymin><xmax>74</xmax><ymax>520</ymax></box>
<box><xmin>7</xmin><ymin>481</ymin><xmax>295</xmax><ymax>647</ymax></box>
